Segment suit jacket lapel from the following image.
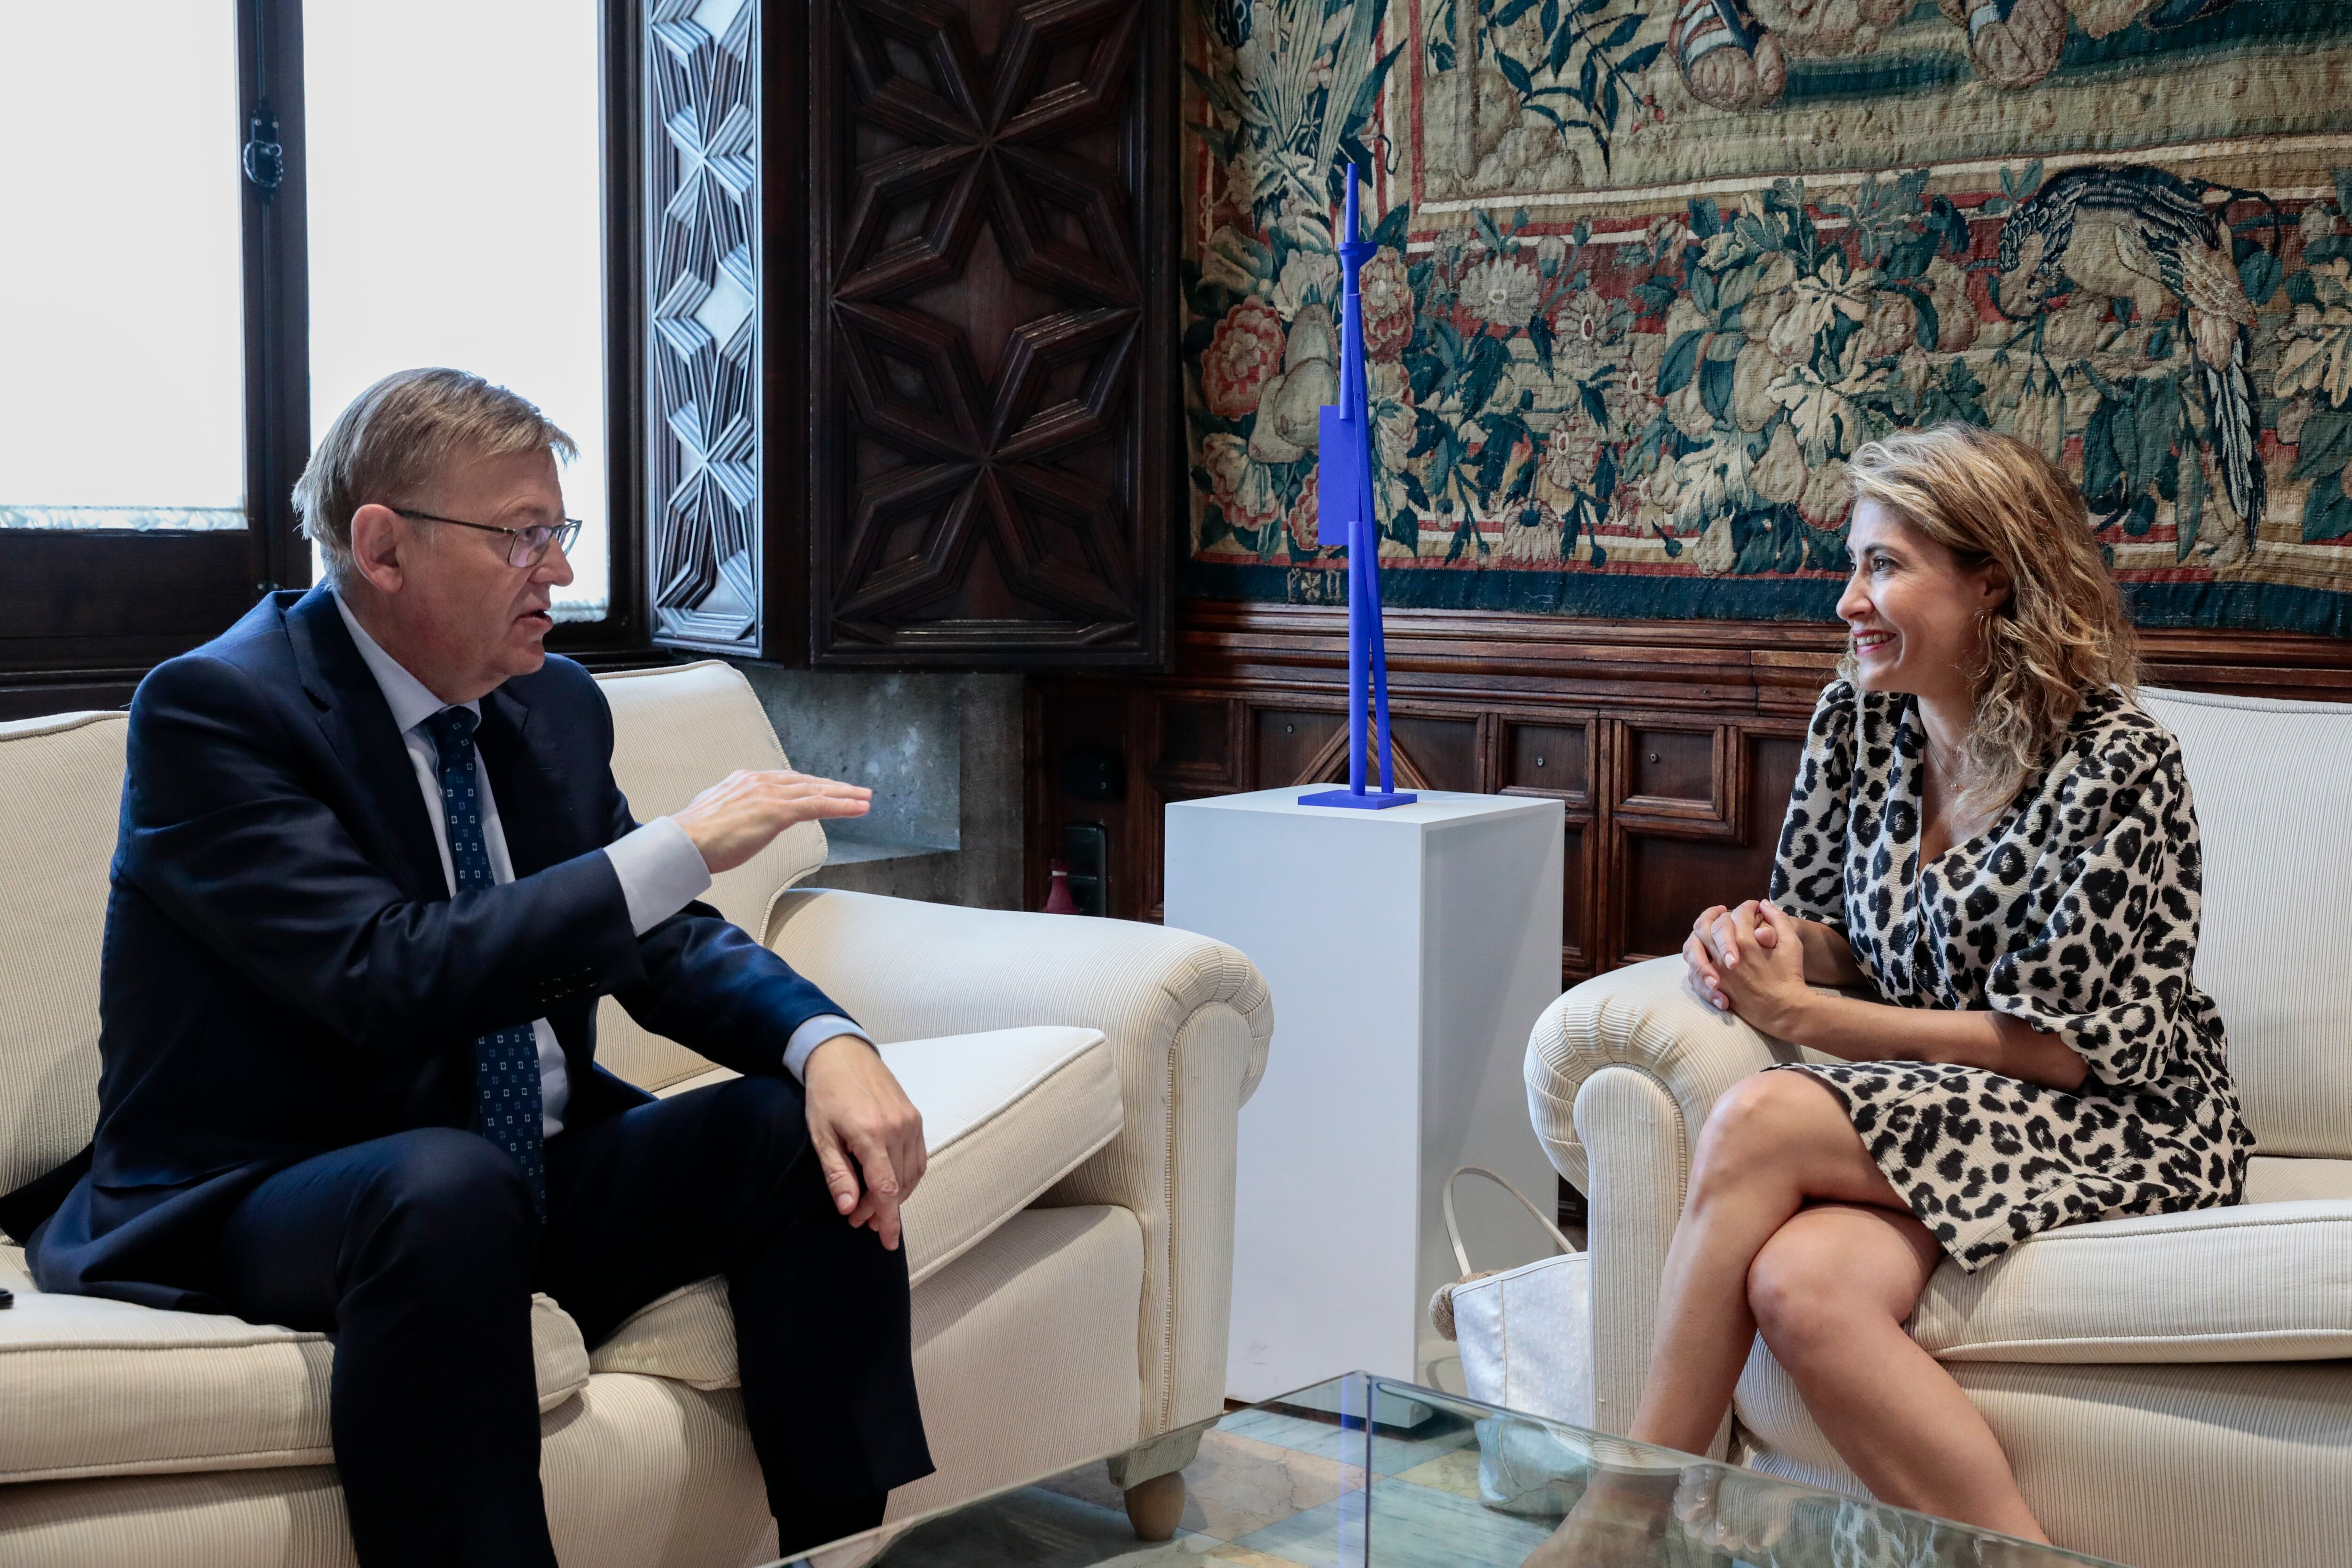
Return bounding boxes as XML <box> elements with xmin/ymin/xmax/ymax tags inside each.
<box><xmin>284</xmin><ymin>587</ymin><xmax>449</xmax><ymax>902</ymax></box>
<box><xmin>476</xmin><ymin>684</ymin><xmax>571</xmax><ymax>877</ymax></box>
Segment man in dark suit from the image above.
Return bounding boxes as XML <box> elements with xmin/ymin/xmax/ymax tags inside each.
<box><xmin>9</xmin><ymin>368</ymin><xmax>935</xmax><ymax>1566</ymax></box>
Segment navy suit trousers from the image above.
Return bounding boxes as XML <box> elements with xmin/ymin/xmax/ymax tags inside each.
<box><xmin>211</xmin><ymin>1076</ymin><xmax>933</xmax><ymax>1568</ymax></box>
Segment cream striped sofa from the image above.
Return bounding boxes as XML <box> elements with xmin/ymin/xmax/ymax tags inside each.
<box><xmin>1528</xmin><ymin>685</ymin><xmax>2352</xmax><ymax>1568</ymax></box>
<box><xmin>0</xmin><ymin>660</ymin><xmax>1271</xmax><ymax>1568</ymax></box>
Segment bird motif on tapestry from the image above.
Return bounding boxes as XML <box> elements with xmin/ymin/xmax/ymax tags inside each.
<box><xmin>1992</xmin><ymin>164</ymin><xmax>2266</xmax><ymax>547</ymax></box>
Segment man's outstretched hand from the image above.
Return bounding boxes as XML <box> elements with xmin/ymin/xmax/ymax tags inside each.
<box><xmin>674</xmin><ymin>769</ymin><xmax>872</xmax><ymax>875</ymax></box>
<box><xmin>674</xmin><ymin>772</ymin><xmax>912</xmax><ymax>1240</ymax></box>
<box><xmin>803</xmin><ymin>1036</ymin><xmax>925</xmax><ymax>1250</ymax></box>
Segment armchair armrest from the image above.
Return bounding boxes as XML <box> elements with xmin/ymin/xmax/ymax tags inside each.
<box><xmin>1523</xmin><ymin>956</ymin><xmax>1807</xmax><ymax>1434</ymax></box>
<box><xmin>764</xmin><ymin>889</ymin><xmax>1272</xmax><ymax>1445</ymax></box>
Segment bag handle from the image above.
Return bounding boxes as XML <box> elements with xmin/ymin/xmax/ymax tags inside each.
<box><xmin>1443</xmin><ymin>1164</ymin><xmax>1576</xmax><ymax>1278</ymax></box>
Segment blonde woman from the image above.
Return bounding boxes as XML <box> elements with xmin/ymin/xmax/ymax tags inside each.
<box><xmin>1569</xmin><ymin>423</ymin><xmax>2251</xmax><ymax>1552</ymax></box>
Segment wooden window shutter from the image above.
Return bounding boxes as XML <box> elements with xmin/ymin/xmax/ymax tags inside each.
<box><xmin>643</xmin><ymin>0</ymin><xmax>1174</xmax><ymax>667</ymax></box>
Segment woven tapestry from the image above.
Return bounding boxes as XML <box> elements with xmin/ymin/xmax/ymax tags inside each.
<box><xmin>1180</xmin><ymin>0</ymin><xmax>2352</xmax><ymax>633</ymax></box>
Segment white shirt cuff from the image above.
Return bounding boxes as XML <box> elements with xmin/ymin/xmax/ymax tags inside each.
<box><xmin>784</xmin><ymin>1016</ymin><xmax>870</xmax><ymax>1082</ymax></box>
<box><xmin>604</xmin><ymin>816</ymin><xmax>715</xmax><ymax>937</ymax></box>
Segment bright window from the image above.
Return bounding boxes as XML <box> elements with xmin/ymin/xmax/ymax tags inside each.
<box><xmin>305</xmin><ymin>0</ymin><xmax>611</xmax><ymax>619</ymax></box>
<box><xmin>0</xmin><ymin>4</ymin><xmax>246</xmax><ymax>531</ymax></box>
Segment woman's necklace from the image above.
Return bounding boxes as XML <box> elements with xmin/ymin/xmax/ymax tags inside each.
<box><xmin>1924</xmin><ymin>743</ymin><xmax>1963</xmax><ymax>792</ymax></box>
<box><xmin>1924</xmin><ymin>741</ymin><xmax>1987</xmax><ymax>843</ymax></box>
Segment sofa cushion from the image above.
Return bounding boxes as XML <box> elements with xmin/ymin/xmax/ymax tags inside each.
<box><xmin>2242</xmin><ymin>1153</ymin><xmax>2352</xmax><ymax>1204</ymax></box>
<box><xmin>0</xmin><ymin>1244</ymin><xmax>589</xmax><ymax>1484</ymax></box>
<box><xmin>886</xmin><ymin>1026</ymin><xmax>1120</xmax><ymax>1284</ymax></box>
<box><xmin>1911</xmin><ymin>1198</ymin><xmax>2352</xmax><ymax>1363</ymax></box>
<box><xmin>0</xmin><ymin>712</ymin><xmax>126</xmax><ymax>1199</ymax></box>
<box><xmin>591</xmin><ymin>1025</ymin><xmax>1120</xmax><ymax>1386</ymax></box>
<box><xmin>2143</xmin><ymin>687</ymin><xmax>2352</xmax><ymax>1159</ymax></box>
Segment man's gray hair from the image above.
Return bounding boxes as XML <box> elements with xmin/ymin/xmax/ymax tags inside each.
<box><xmin>293</xmin><ymin>368</ymin><xmax>577</xmax><ymax>589</ymax></box>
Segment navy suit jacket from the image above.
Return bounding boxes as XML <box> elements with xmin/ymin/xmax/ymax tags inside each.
<box><xmin>10</xmin><ymin>587</ymin><xmax>850</xmax><ymax>1311</ymax></box>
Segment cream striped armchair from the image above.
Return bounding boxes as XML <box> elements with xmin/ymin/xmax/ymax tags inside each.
<box><xmin>1527</xmin><ymin>686</ymin><xmax>2352</xmax><ymax>1568</ymax></box>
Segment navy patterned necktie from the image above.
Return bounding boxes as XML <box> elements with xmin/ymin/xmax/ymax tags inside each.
<box><xmin>421</xmin><ymin>706</ymin><xmax>546</xmax><ymax>1220</ymax></box>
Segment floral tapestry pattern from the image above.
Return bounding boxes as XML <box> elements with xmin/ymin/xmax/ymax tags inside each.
<box><xmin>1180</xmin><ymin>0</ymin><xmax>2352</xmax><ymax>633</ymax></box>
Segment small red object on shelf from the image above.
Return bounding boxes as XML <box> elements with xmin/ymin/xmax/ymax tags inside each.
<box><xmin>1041</xmin><ymin>859</ymin><xmax>1080</xmax><ymax>915</ymax></box>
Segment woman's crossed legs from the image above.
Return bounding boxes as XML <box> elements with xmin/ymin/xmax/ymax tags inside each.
<box><xmin>1626</xmin><ymin>1068</ymin><xmax>2047</xmax><ymax>1541</ymax></box>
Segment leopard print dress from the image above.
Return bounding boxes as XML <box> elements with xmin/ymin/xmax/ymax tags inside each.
<box><xmin>1763</xmin><ymin>679</ymin><xmax>2250</xmax><ymax>1271</ymax></box>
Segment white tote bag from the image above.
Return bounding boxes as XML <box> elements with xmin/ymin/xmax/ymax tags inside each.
<box><xmin>1434</xmin><ymin>1166</ymin><xmax>1592</xmax><ymax>1429</ymax></box>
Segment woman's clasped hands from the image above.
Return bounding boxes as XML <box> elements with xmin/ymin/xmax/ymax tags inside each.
<box><xmin>1683</xmin><ymin>899</ymin><xmax>1812</xmax><ymax>1035</ymax></box>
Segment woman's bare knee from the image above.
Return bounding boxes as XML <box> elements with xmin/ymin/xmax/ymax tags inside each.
<box><xmin>1693</xmin><ymin>1072</ymin><xmax>1896</xmax><ymax>1210</ymax></box>
<box><xmin>1746</xmin><ymin>1225</ymin><xmax>1839</xmax><ymax>1358</ymax></box>
<box><xmin>1748</xmin><ymin>1206</ymin><xmax>1939</xmax><ymax>1366</ymax></box>
<box><xmin>1691</xmin><ymin>1074</ymin><xmax>1840</xmax><ymax>1195</ymax></box>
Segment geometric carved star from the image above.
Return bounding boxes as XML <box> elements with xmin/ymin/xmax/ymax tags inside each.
<box><xmin>834</xmin><ymin>0</ymin><xmax>1142</xmax><ymax>305</ymax></box>
<box><xmin>824</xmin><ymin>0</ymin><xmax>1148</xmax><ymax>641</ymax></box>
<box><xmin>649</xmin><ymin>0</ymin><xmax>764</xmax><ymax>642</ymax></box>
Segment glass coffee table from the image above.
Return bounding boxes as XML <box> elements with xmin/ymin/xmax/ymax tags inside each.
<box><xmin>785</xmin><ymin>1373</ymin><xmax>2122</xmax><ymax>1568</ymax></box>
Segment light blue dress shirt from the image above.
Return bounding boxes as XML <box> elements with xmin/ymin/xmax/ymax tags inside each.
<box><xmin>332</xmin><ymin>593</ymin><xmax>865</xmax><ymax>1133</ymax></box>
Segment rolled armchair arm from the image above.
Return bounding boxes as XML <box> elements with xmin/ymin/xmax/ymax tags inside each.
<box><xmin>764</xmin><ymin>889</ymin><xmax>1272</xmax><ymax>1444</ymax></box>
<box><xmin>1525</xmin><ymin>955</ymin><xmax>1790</xmax><ymax>1194</ymax></box>
<box><xmin>1524</xmin><ymin>956</ymin><xmax>1802</xmax><ymax>1434</ymax></box>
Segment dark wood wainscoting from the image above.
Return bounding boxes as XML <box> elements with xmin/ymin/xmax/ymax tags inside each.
<box><xmin>1027</xmin><ymin>600</ymin><xmax>2352</xmax><ymax>988</ymax></box>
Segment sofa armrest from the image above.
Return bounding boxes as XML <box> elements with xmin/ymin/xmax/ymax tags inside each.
<box><xmin>1524</xmin><ymin>956</ymin><xmax>1803</xmax><ymax>1434</ymax></box>
<box><xmin>764</xmin><ymin>889</ymin><xmax>1272</xmax><ymax>1443</ymax></box>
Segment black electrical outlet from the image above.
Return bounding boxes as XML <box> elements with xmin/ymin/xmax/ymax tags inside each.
<box><xmin>1061</xmin><ymin>821</ymin><xmax>1108</xmax><ymax>917</ymax></box>
<box><xmin>1061</xmin><ymin>748</ymin><xmax>1125</xmax><ymax>802</ymax></box>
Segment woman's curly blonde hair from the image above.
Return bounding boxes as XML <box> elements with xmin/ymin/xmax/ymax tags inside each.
<box><xmin>1839</xmin><ymin>423</ymin><xmax>2139</xmax><ymax>812</ymax></box>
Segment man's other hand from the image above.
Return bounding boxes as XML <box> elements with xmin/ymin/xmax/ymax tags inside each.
<box><xmin>803</xmin><ymin>1036</ymin><xmax>925</xmax><ymax>1250</ymax></box>
<box><xmin>675</xmin><ymin>769</ymin><xmax>872</xmax><ymax>874</ymax></box>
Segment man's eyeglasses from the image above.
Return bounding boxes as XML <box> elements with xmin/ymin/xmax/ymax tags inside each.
<box><xmin>390</xmin><ymin>507</ymin><xmax>583</xmax><ymax>569</ymax></box>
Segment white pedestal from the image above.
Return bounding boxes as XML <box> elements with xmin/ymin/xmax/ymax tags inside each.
<box><xmin>1164</xmin><ymin>788</ymin><xmax>1565</xmax><ymax>1402</ymax></box>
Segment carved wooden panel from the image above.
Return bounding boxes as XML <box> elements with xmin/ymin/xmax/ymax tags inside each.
<box><xmin>646</xmin><ymin>0</ymin><xmax>763</xmax><ymax>650</ymax></box>
<box><xmin>1389</xmin><ymin>715</ymin><xmax>1481</xmax><ymax>792</ymax></box>
<box><xmin>1562</xmin><ymin>828</ymin><xmax>1587</xmax><ymax>958</ymax></box>
<box><xmin>1625</xmin><ymin>728</ymin><xmax>1716</xmax><ymax>809</ymax></box>
<box><xmin>1492</xmin><ymin>709</ymin><xmax>1599</xmax><ymax>973</ymax></box>
<box><xmin>807</xmin><ymin>0</ymin><xmax>1170</xmax><ymax>665</ymax></box>
<box><xmin>1154</xmin><ymin>697</ymin><xmax>1242</xmax><ymax>792</ymax></box>
<box><xmin>1252</xmin><ymin>707</ymin><xmax>1343</xmax><ymax>790</ymax></box>
<box><xmin>1614</xmin><ymin>735</ymin><xmax>1803</xmax><ymax>963</ymax></box>
<box><xmin>1502</xmin><ymin>722</ymin><xmax>1589</xmax><ymax>799</ymax></box>
<box><xmin>1616</xmin><ymin>722</ymin><xmax>1740</xmax><ymax>840</ymax></box>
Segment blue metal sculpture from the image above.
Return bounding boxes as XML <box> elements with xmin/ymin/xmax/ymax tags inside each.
<box><xmin>1300</xmin><ymin>164</ymin><xmax>1417</xmax><ymax>811</ymax></box>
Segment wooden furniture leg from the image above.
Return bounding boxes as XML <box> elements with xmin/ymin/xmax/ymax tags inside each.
<box><xmin>1122</xmin><ymin>1470</ymin><xmax>1188</xmax><ymax>1542</ymax></box>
